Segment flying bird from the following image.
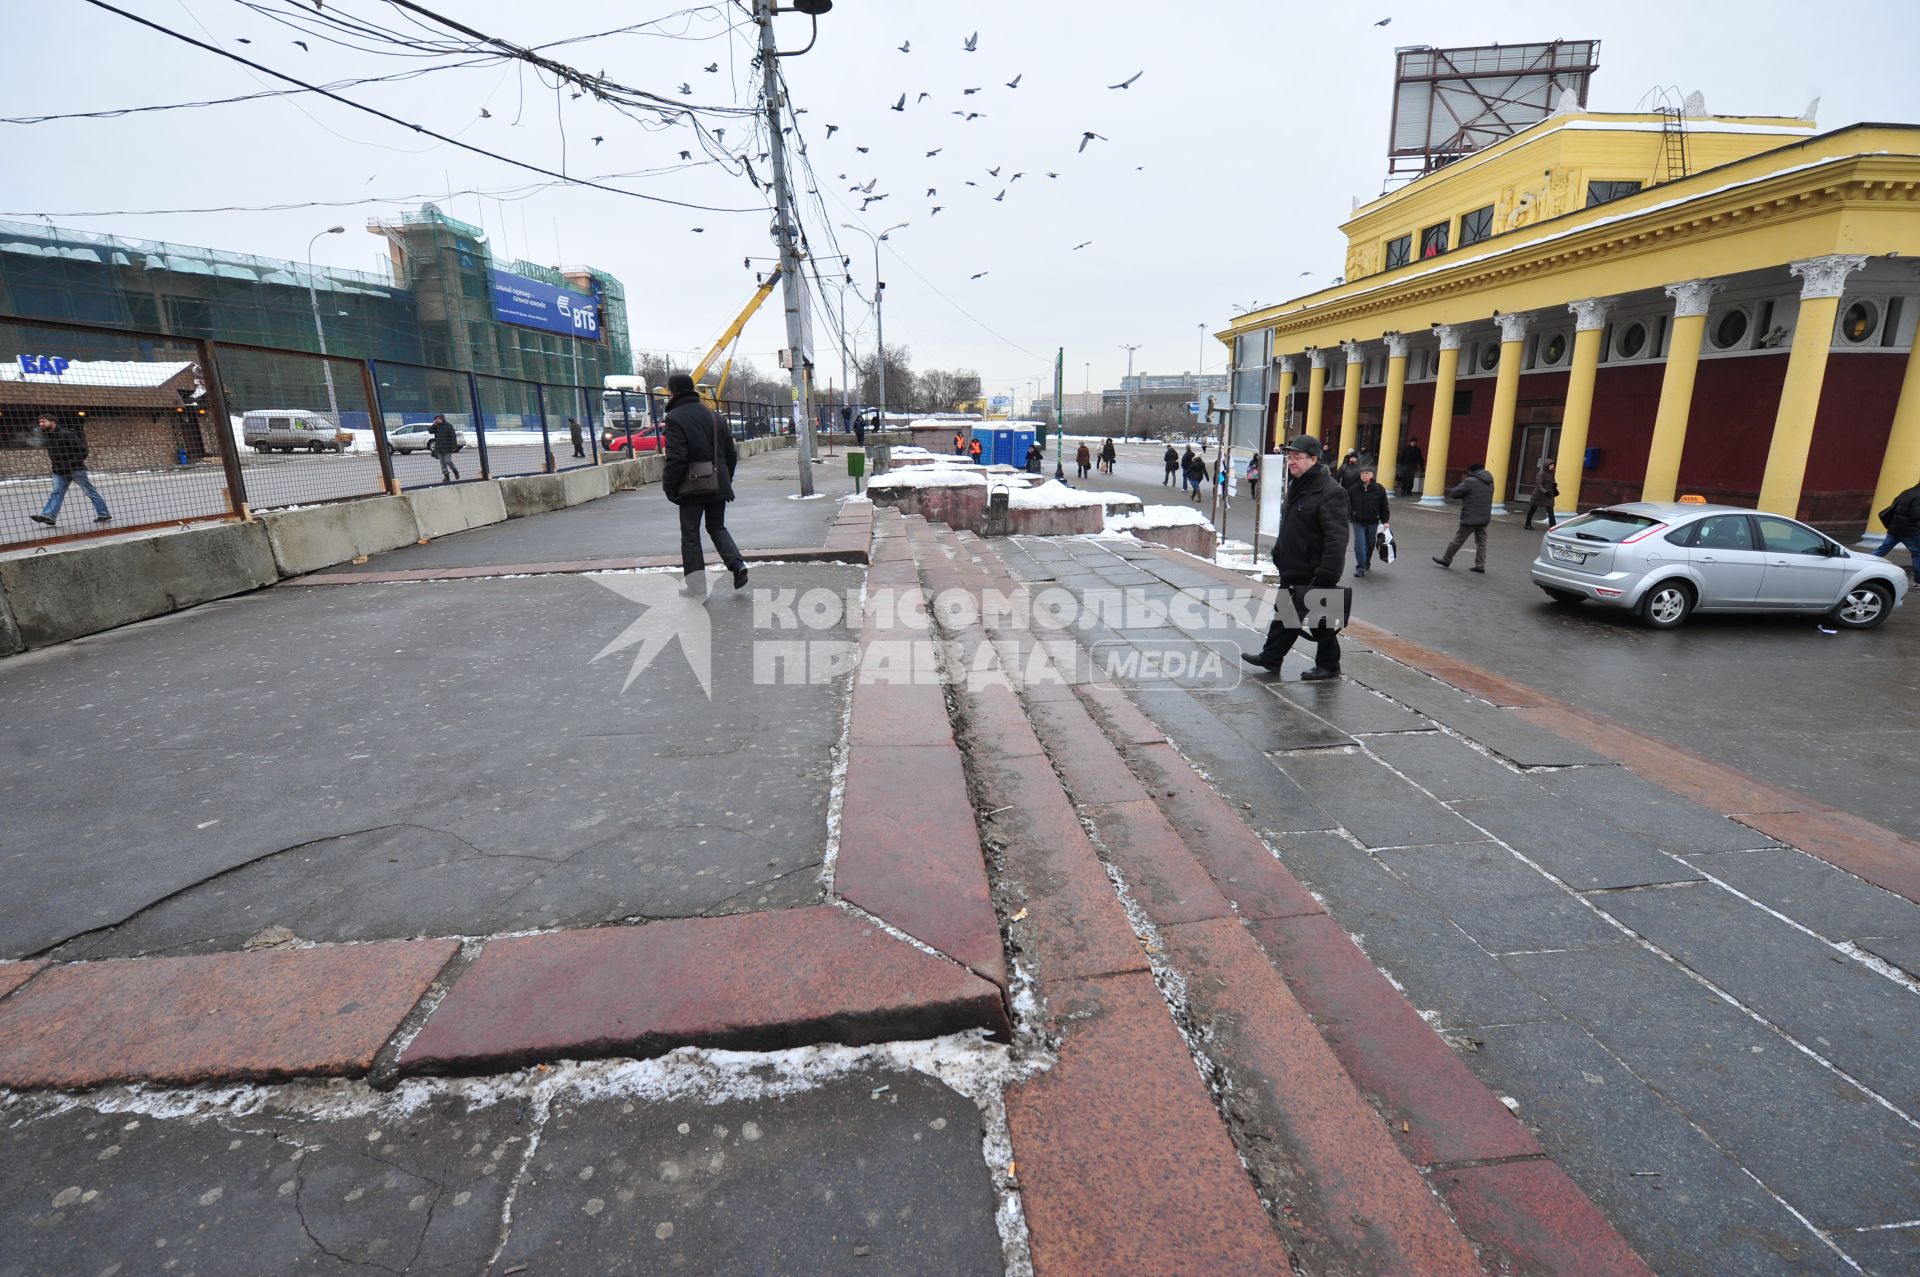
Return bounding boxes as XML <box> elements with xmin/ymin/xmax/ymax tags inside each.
<box><xmin>970</xmin><ymin>271</ymin><xmax>989</xmax><ymax>280</ymax></box>
<box><xmin>987</xmin><ymin>166</ymin><xmax>1000</xmax><ymax>177</ymax></box>
<box><xmin>964</xmin><ymin>180</ymin><xmax>978</xmax><ymax>187</ymax></box>
<box><xmin>570</xmin><ymin>91</ymin><xmax>582</xmax><ymax>100</ymax></box>
<box><xmin>292</xmin><ymin>39</ymin><xmax>308</xmax><ymax>51</ymax></box>
<box><xmin>891</xmin><ymin>93</ymin><xmax>906</xmax><ymax>112</ymax></box>
<box><xmin>962</xmin><ymin>112</ymin><xmax>984</xmax><ymax>121</ymax></box>
<box><xmin>678</xmin><ymin>82</ymin><xmax>692</xmax><ymax>95</ymax></box>
<box><xmin>1374</xmin><ymin>17</ymin><xmax>1392</xmax><ymax>26</ymax></box>
<box><xmin>1005</xmin><ymin>73</ymin><xmax>1022</xmax><ymax>89</ymax></box>
<box><xmin>963</xmin><ymin>87</ymin><xmax>982</xmax><ymax>95</ymax></box>
<box><xmin>691</xmin><ymin>227</ymin><xmax>705</xmax><ymax>233</ymax></box>
<box><xmin>1073</xmin><ymin>241</ymin><xmax>1092</xmax><ymax>250</ymax></box>
<box><xmin>592</xmin><ymin>135</ymin><xmax>604</xmax><ymax>145</ymax></box>
<box><xmin>859</xmin><ymin>178</ymin><xmax>879</xmax><ymax>193</ymax></box>
<box><xmin>861</xmin><ymin>195</ymin><xmax>889</xmax><ymax>211</ymax></box>
<box><xmin>1078</xmin><ymin>131</ymin><xmax>1106</xmax><ymax>152</ymax></box>
<box><xmin>704</xmin><ymin>62</ymin><xmax>719</xmax><ymax>73</ymax></box>
<box><xmin>479</xmin><ymin>108</ymin><xmax>492</xmax><ymax>119</ymax></box>
<box><xmin>1009</xmin><ymin>172</ymin><xmax>1024</xmax><ymax>181</ymax></box>
<box><xmin>1108</xmin><ymin>71</ymin><xmax>1144</xmax><ymax>90</ymax></box>
<box><xmin>714</xmin><ymin>128</ymin><xmax>726</xmax><ymax>140</ymax></box>
<box><xmin>855</xmin><ymin>145</ymin><xmax>870</xmax><ymax>153</ymax></box>
<box><xmin>235</xmin><ymin>37</ymin><xmax>251</xmax><ymax>44</ymax></box>
<box><xmin>963</xmin><ymin>32</ymin><xmax>978</xmax><ymax>52</ymax></box>
<box><xmin>898</xmin><ymin>39</ymin><xmax>910</xmax><ymax>53</ymax></box>
<box><xmin>918</xmin><ymin>92</ymin><xmax>931</xmax><ymax>102</ymax></box>
<box><xmin>825</xmin><ymin>124</ymin><xmax>839</xmax><ymax>137</ymax></box>
<box><xmin>930</xmin><ymin>206</ymin><xmax>943</xmax><ymax>215</ymax></box>
<box><xmin>926</xmin><ymin>187</ymin><xmax>937</xmax><ymax>196</ymax></box>
<box><xmin>680</xmin><ymin>150</ymin><xmax>693</xmax><ymax>160</ymax></box>
<box><xmin>1045</xmin><ymin>171</ymin><xmax>1058</xmax><ymax>178</ymax></box>
<box><xmin>993</xmin><ymin>189</ymin><xmax>1006</xmax><ymax>202</ymax></box>
<box><xmin>1298</xmin><ymin>270</ymin><xmax>1312</xmax><ymax>276</ymax></box>
<box><xmin>925</xmin><ymin>148</ymin><xmax>942</xmax><ymax>157</ymax></box>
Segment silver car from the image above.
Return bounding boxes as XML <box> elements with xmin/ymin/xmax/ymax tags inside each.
<box><xmin>1531</xmin><ymin>501</ymin><xmax>1908</xmax><ymax>630</ymax></box>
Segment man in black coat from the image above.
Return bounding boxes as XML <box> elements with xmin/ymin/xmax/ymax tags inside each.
<box><xmin>1434</xmin><ymin>462</ymin><xmax>1494</xmax><ymax>572</ymax></box>
<box><xmin>428</xmin><ymin>413</ymin><xmax>461</xmax><ymax>484</ymax></box>
<box><xmin>662</xmin><ymin>372</ymin><xmax>748</xmax><ymax>595</ymax></box>
<box><xmin>28</xmin><ymin>413</ymin><xmax>112</xmax><ymax>527</ymax></box>
<box><xmin>1872</xmin><ymin>478</ymin><xmax>1920</xmax><ymax>584</ymax></box>
<box><xmin>1162</xmin><ymin>444</ymin><xmax>1179</xmax><ymax>485</ymax></box>
<box><xmin>1244</xmin><ymin>435</ymin><xmax>1349</xmax><ymax>681</ymax></box>
<box><xmin>1347</xmin><ymin>464</ymin><xmax>1390</xmax><ymax>577</ymax></box>
<box><xmin>1396</xmin><ymin>437</ymin><xmax>1424</xmax><ymax>495</ymax></box>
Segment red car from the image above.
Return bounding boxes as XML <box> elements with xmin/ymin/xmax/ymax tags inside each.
<box><xmin>603</xmin><ymin>424</ymin><xmax>665</xmax><ymax>453</ymax></box>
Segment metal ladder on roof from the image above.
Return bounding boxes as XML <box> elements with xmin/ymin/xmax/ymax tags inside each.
<box><xmin>1657</xmin><ymin>104</ymin><xmax>1691</xmax><ymax>182</ymax></box>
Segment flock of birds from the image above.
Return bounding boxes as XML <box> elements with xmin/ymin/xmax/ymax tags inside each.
<box><xmin>801</xmin><ymin>29</ymin><xmax>1146</xmax><ymax>280</ymax></box>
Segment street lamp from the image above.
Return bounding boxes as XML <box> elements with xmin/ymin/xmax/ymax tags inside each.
<box><xmin>840</xmin><ymin>221</ymin><xmax>906</xmax><ymax>425</ymax></box>
<box><xmin>307</xmin><ymin>226</ymin><xmax>345</xmax><ymax>425</ymax></box>
<box><xmin>1197</xmin><ymin>322</ymin><xmax>1207</xmax><ymax>377</ymax></box>
<box><xmin>1118</xmin><ymin>342</ymin><xmax>1142</xmax><ymax>440</ymax></box>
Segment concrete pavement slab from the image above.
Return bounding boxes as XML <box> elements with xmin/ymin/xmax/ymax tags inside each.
<box><xmin>1274</xmin><ymin>749</ymin><xmax>1485</xmax><ymax>849</ymax></box>
<box><xmin>1683</xmin><ymin>848</ymin><xmax>1920</xmax><ymax>942</ymax></box>
<box><xmin>492</xmin><ymin>1071</ymin><xmax>1003</xmax><ymax>1277</ymax></box>
<box><xmin>1272</xmin><ymin>831</ymin><xmax>1562</xmax><ymax>1030</ymax></box>
<box><xmin>1430</xmin><ymin>1159</ymin><xmax>1656</xmax><ymax>1277</ymax></box>
<box><xmin>1592</xmin><ymin>881</ymin><xmax>1920</xmax><ymax>1110</ymax></box>
<box><xmin>1540</xmin><ymin>765</ymin><xmax>1779</xmax><ymax>855</ymax></box>
<box><xmin>0</xmin><ymin>939</ymin><xmax>455</xmax><ymax>1089</ymax></box>
<box><xmin>0</xmin><ymin>960</ymin><xmax>41</xmax><ymax>1000</ymax></box>
<box><xmin>0</xmin><ymin>566</ymin><xmax>854</xmax><ymax>960</ymax></box>
<box><xmin>1839</xmin><ymin>1224</ymin><xmax>1920</xmax><ymax>1276</ymax></box>
<box><xmin>1861</xmin><ymin>935</ymin><xmax>1920</xmax><ymax>979</ymax></box>
<box><xmin>400</xmin><ymin>909</ymin><xmax>1005</xmax><ymax>1076</ymax></box>
<box><xmin>1271</xmin><ymin>676</ymin><xmax>1435</xmax><ymax>735</ymax></box>
<box><xmin>1450</xmin><ymin>796</ymin><xmax>1704</xmax><ymax>892</ymax></box>
<box><xmin>1731</xmin><ymin>809</ymin><xmax>1920</xmax><ymax>909</ymax></box>
<box><xmin>1376</xmin><ymin>842</ymin><xmax>1628</xmax><ymax>955</ymax></box>
<box><xmin>1467</xmin><ymin>1017</ymin><xmax>1852</xmax><ymax>1276</ymax></box>
<box><xmin>1499</xmin><ymin>943</ymin><xmax>1920</xmax><ymax>1230</ymax></box>
<box><xmin>1366</xmin><ymin>730</ymin><xmax>1550</xmax><ymax>800</ymax></box>
<box><xmin>0</xmin><ymin>1091</ymin><xmax>521</xmax><ymax>1276</ymax></box>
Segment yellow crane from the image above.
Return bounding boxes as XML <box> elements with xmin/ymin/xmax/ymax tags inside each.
<box><xmin>679</xmin><ymin>266</ymin><xmax>783</xmax><ymax>407</ymax></box>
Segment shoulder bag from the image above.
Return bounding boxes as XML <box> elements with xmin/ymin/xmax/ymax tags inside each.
<box><xmin>678</xmin><ymin>408</ymin><xmax>722</xmax><ymax>500</ymax></box>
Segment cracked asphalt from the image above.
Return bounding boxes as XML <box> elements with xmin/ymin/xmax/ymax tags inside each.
<box><xmin>0</xmin><ymin>558</ymin><xmax>860</xmax><ymax>960</ymax></box>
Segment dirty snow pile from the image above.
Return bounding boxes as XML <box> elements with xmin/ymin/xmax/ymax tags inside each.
<box><xmin>867</xmin><ymin>467</ymin><xmax>988</xmax><ymax>490</ymax></box>
<box><xmin>1106</xmin><ymin>504</ymin><xmax>1215</xmax><ymax>532</ymax></box>
<box><xmin>1000</xmin><ymin>480</ymin><xmax>1105</xmax><ymax>510</ymax></box>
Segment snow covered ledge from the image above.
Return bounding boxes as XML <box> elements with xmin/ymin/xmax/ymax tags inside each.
<box><xmin>1105</xmin><ymin>504</ymin><xmax>1218</xmax><ymax>558</ymax></box>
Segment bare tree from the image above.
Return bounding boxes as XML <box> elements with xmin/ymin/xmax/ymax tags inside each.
<box><xmin>854</xmin><ymin>344</ymin><xmax>915</xmax><ymax>412</ymax></box>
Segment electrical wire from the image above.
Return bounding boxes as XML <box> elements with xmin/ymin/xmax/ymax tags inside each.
<box><xmin>83</xmin><ymin>0</ymin><xmax>765</xmax><ymax>214</ymax></box>
<box><xmin>0</xmin><ymin>59</ymin><xmax>494</xmax><ymax>124</ymax></box>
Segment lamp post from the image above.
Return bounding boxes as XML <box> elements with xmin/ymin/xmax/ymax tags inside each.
<box><xmin>1197</xmin><ymin>322</ymin><xmax>1207</xmax><ymax>378</ymax></box>
<box><xmin>840</xmin><ymin>221</ymin><xmax>906</xmax><ymax>428</ymax></box>
<box><xmin>1118</xmin><ymin>343</ymin><xmax>1141</xmax><ymax>440</ymax></box>
<box><xmin>307</xmin><ymin>226</ymin><xmax>345</xmax><ymax>424</ymax></box>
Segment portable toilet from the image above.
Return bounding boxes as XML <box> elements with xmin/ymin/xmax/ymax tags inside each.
<box><xmin>1012</xmin><ymin>426</ymin><xmax>1036</xmax><ymax>463</ymax></box>
<box><xmin>990</xmin><ymin>427</ymin><xmax>1015</xmax><ymax>467</ymax></box>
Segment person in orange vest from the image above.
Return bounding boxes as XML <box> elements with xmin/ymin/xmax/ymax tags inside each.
<box><xmin>968</xmin><ymin>435</ymin><xmax>984</xmax><ymax>464</ymax></box>
<box><xmin>953</xmin><ymin>431</ymin><xmax>964</xmax><ymax>455</ymax></box>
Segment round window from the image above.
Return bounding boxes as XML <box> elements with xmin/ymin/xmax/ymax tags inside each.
<box><xmin>1713</xmin><ymin>309</ymin><xmax>1749</xmax><ymax>350</ymax></box>
<box><xmin>1542</xmin><ymin>333</ymin><xmax>1568</xmax><ymax>365</ymax></box>
<box><xmin>1479</xmin><ymin>343</ymin><xmax>1500</xmax><ymax>372</ymax></box>
<box><xmin>1618</xmin><ymin>322</ymin><xmax>1648</xmax><ymax>358</ymax></box>
<box><xmin>1841</xmin><ymin>300</ymin><xmax>1878</xmax><ymax>344</ymax></box>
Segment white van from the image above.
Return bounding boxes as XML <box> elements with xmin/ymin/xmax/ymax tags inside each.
<box><xmin>243</xmin><ymin>409</ymin><xmax>346</xmax><ymax>453</ymax></box>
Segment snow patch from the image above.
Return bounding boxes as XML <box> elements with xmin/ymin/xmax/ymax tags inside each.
<box><xmin>1105</xmin><ymin>504</ymin><xmax>1214</xmax><ymax>531</ymax></box>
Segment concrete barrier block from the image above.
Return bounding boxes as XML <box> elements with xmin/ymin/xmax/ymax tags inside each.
<box><xmin>498</xmin><ymin>474</ymin><xmax>568</xmax><ymax>519</ymax></box>
<box><xmin>559</xmin><ymin>466</ymin><xmax>612</xmax><ymax>506</ymax></box>
<box><xmin>257</xmin><ymin>496</ymin><xmax>420</xmax><ymax>578</ymax></box>
<box><xmin>0</xmin><ymin>582</ymin><xmax>20</xmax><ymax>657</ymax></box>
<box><xmin>603</xmin><ymin>459</ymin><xmax>645</xmax><ymax>491</ymax></box>
<box><xmin>0</xmin><ymin>521</ymin><xmax>278</xmax><ymax>649</ymax></box>
<box><xmin>408</xmin><ymin>482</ymin><xmax>508</xmax><ymax>540</ymax></box>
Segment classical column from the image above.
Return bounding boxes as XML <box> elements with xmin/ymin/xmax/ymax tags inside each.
<box><xmin>1758</xmin><ymin>255</ymin><xmax>1869</xmax><ymax>515</ymax></box>
<box><xmin>1420</xmin><ymin>325</ymin><xmax>1466</xmax><ymax>505</ymax></box>
<box><xmin>1272</xmin><ymin>355</ymin><xmax>1298</xmax><ymax>450</ymax></box>
<box><xmin>1552</xmin><ymin>298</ymin><xmax>1613</xmax><ymax>517</ymax></box>
<box><xmin>1640</xmin><ymin>279</ymin><xmax>1723</xmax><ymax>502</ymax></box>
<box><xmin>1304</xmin><ymin>347</ymin><xmax>1328</xmax><ymax>440</ymax></box>
<box><xmin>1483</xmin><ymin>312</ymin><xmax>1532</xmax><ymax>512</ymax></box>
<box><xmin>1864</xmin><ymin>332</ymin><xmax>1920</xmax><ymax>540</ymax></box>
<box><xmin>1337</xmin><ymin>340</ymin><xmax>1365</xmax><ymax>458</ymax></box>
<box><xmin>1377</xmin><ymin>332</ymin><xmax>1409</xmax><ymax>488</ymax></box>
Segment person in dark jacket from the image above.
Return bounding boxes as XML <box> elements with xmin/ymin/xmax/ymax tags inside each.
<box><xmin>1523</xmin><ymin>457</ymin><xmax>1559</xmax><ymax>530</ymax></box>
<box><xmin>1347</xmin><ymin>465</ymin><xmax>1390</xmax><ymax>577</ymax></box>
<box><xmin>567</xmin><ymin>416</ymin><xmax>585</xmax><ymax>459</ymax></box>
<box><xmin>1183</xmin><ymin>449</ymin><xmax>1205</xmax><ymax>500</ymax></box>
<box><xmin>428</xmin><ymin>413</ymin><xmax>461</xmax><ymax>483</ymax></box>
<box><xmin>968</xmin><ymin>436</ymin><xmax>984</xmax><ymax>464</ymax></box>
<box><xmin>1245</xmin><ymin>452</ymin><xmax>1260</xmax><ymax>502</ymax></box>
<box><xmin>28</xmin><ymin>413</ymin><xmax>111</xmax><ymax>526</ymax></box>
<box><xmin>1433</xmin><ymin>462</ymin><xmax>1494</xmax><ymax>572</ymax></box>
<box><xmin>662</xmin><ymin>372</ymin><xmax>748</xmax><ymax>594</ymax></box>
<box><xmin>1099</xmin><ymin>437</ymin><xmax>1117</xmax><ymax>474</ymax></box>
<box><xmin>1076</xmin><ymin>442</ymin><xmax>1093</xmax><ymax>478</ymax></box>
<box><xmin>1244</xmin><ymin>435</ymin><xmax>1348</xmax><ymax>681</ymax></box>
<box><xmin>1396</xmin><ymin>437</ymin><xmax>1424</xmax><ymax>495</ymax></box>
<box><xmin>1872</xmin><ymin>479</ymin><xmax>1920</xmax><ymax>583</ymax></box>
<box><xmin>1025</xmin><ymin>441</ymin><xmax>1045</xmax><ymax>474</ymax></box>
<box><xmin>1337</xmin><ymin>451</ymin><xmax>1363</xmax><ymax>492</ymax></box>
<box><xmin>1163</xmin><ymin>444</ymin><xmax>1179</xmax><ymax>485</ymax></box>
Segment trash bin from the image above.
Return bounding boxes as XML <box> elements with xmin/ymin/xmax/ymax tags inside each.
<box><xmin>846</xmin><ymin>449</ymin><xmax>866</xmax><ymax>493</ymax></box>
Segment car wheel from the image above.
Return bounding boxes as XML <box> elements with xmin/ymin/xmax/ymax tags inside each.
<box><xmin>1639</xmin><ymin>580</ymin><xmax>1694</xmax><ymax>629</ymax></box>
<box><xmin>1829</xmin><ymin>582</ymin><xmax>1892</xmax><ymax>630</ymax></box>
<box><xmin>1540</xmin><ymin>586</ymin><xmax>1586</xmax><ymax>606</ymax></box>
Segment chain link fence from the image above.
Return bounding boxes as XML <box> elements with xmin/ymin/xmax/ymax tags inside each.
<box><xmin>213</xmin><ymin>341</ymin><xmax>393</xmax><ymax>509</ymax></box>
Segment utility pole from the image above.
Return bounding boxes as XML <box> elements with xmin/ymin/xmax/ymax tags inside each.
<box><xmin>755</xmin><ymin>0</ymin><xmax>816</xmax><ymax>495</ymax></box>
<box><xmin>1119</xmin><ymin>343</ymin><xmax>1141</xmax><ymax>440</ymax></box>
<box><xmin>306</xmin><ymin>226</ymin><xmax>345</xmax><ymax>425</ymax></box>
<box><xmin>840</xmin><ymin>221</ymin><xmax>904</xmax><ymax>436</ymax></box>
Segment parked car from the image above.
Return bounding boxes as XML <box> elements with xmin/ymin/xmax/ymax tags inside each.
<box><xmin>243</xmin><ymin>409</ymin><xmax>345</xmax><ymax>453</ymax></box>
<box><xmin>386</xmin><ymin>421</ymin><xmax>472</xmax><ymax>454</ymax></box>
<box><xmin>1531</xmin><ymin>501</ymin><xmax>1909</xmax><ymax>630</ymax></box>
<box><xmin>604</xmin><ymin>424</ymin><xmax>666</xmax><ymax>454</ymax></box>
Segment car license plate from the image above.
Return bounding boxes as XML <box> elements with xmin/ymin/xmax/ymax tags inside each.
<box><xmin>1548</xmin><ymin>543</ymin><xmax>1584</xmax><ymax>564</ymax></box>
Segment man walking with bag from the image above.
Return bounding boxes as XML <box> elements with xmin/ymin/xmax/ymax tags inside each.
<box><xmin>1872</xmin><ymin>478</ymin><xmax>1920</xmax><ymax>583</ymax></box>
<box><xmin>428</xmin><ymin>413</ymin><xmax>461</xmax><ymax>484</ymax></box>
<box><xmin>1347</xmin><ymin>463</ymin><xmax>1389</xmax><ymax>577</ymax></box>
<box><xmin>1243</xmin><ymin>435</ymin><xmax>1348</xmax><ymax>681</ymax></box>
<box><xmin>662</xmin><ymin>372</ymin><xmax>748</xmax><ymax>597</ymax></box>
<box><xmin>1433</xmin><ymin>461</ymin><xmax>1494</xmax><ymax>572</ymax></box>
<box><xmin>27</xmin><ymin>413</ymin><xmax>111</xmax><ymax>527</ymax></box>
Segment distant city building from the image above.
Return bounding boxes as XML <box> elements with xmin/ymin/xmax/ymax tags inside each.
<box><xmin>1104</xmin><ymin>371</ymin><xmax>1230</xmax><ymax>419</ymax></box>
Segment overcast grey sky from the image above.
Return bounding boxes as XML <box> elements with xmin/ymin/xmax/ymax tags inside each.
<box><xmin>6</xmin><ymin>1</ymin><xmax>1919</xmax><ymax>403</ymax></box>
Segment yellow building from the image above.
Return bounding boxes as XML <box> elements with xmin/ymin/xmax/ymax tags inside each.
<box><xmin>1218</xmin><ymin>107</ymin><xmax>1920</xmax><ymax>533</ymax></box>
